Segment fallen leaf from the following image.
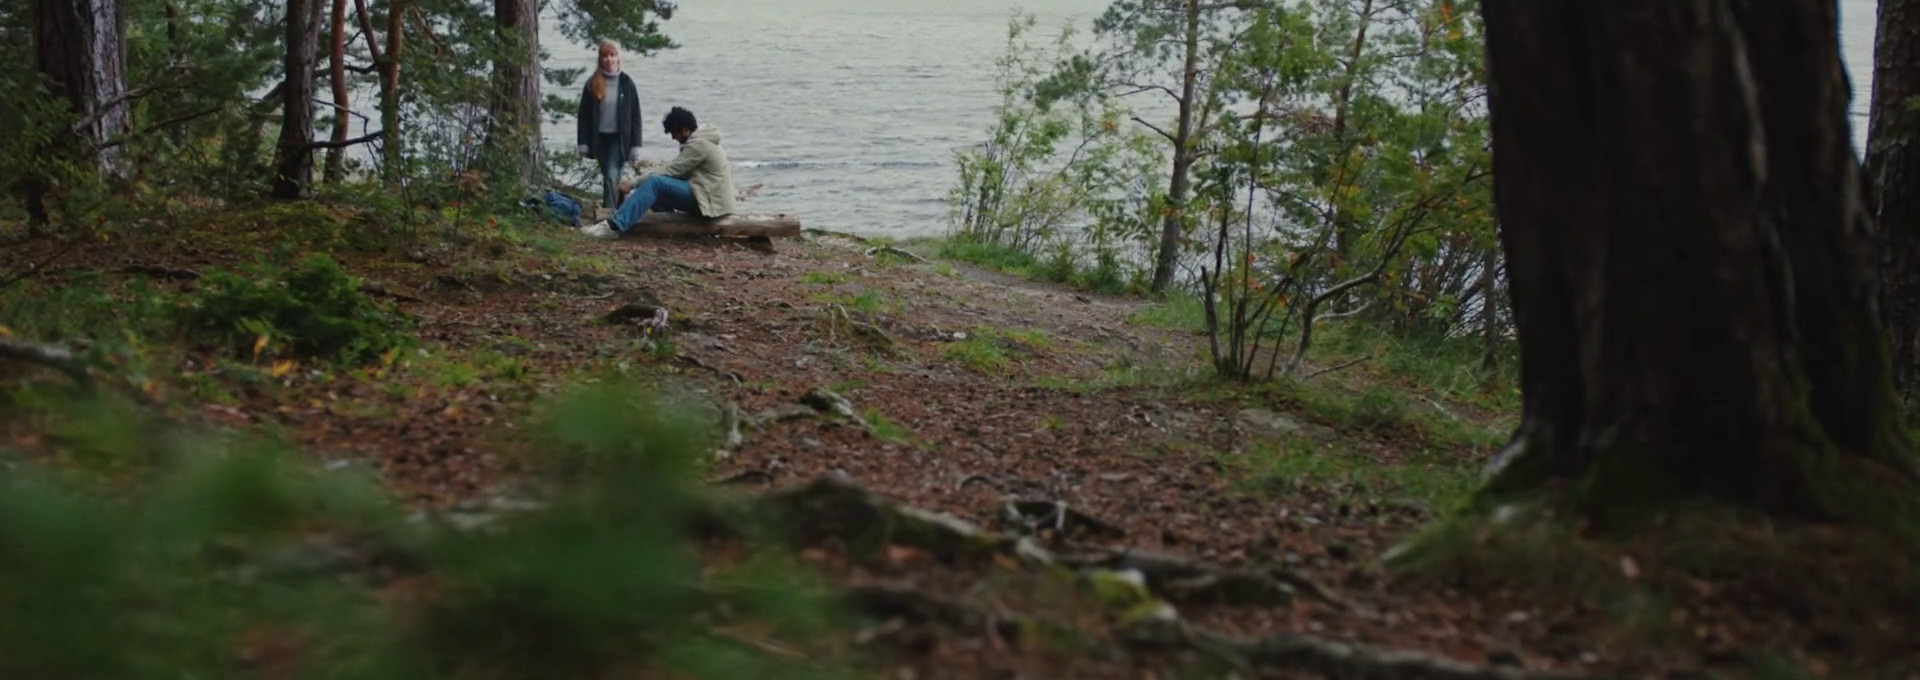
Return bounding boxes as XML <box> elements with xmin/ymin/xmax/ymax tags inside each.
<box><xmin>884</xmin><ymin>544</ymin><xmax>929</xmax><ymax>566</ymax></box>
<box><xmin>1618</xmin><ymin>555</ymin><xmax>1640</xmax><ymax>579</ymax></box>
<box><xmin>272</xmin><ymin>359</ymin><xmax>297</xmax><ymax>378</ymax></box>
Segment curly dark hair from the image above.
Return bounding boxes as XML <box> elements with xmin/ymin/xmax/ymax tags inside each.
<box><xmin>662</xmin><ymin>106</ymin><xmax>698</xmax><ymax>135</ymax></box>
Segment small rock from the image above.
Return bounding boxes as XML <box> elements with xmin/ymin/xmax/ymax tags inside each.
<box><xmin>1506</xmin><ymin>611</ymin><xmax>1532</xmax><ymax>624</ymax></box>
<box><xmin>1579</xmin><ymin>651</ymin><xmax>1601</xmax><ymax>665</ymax></box>
<box><xmin>1236</xmin><ymin>408</ymin><xmax>1304</xmax><ymax>434</ymax></box>
<box><xmin>446</xmin><ymin>512</ymin><xmax>498</xmax><ymax>532</ymax></box>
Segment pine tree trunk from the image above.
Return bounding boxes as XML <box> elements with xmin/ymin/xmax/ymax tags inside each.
<box><xmin>1479</xmin><ymin>0</ymin><xmax>1918</xmax><ymax>518</ymax></box>
<box><xmin>1149</xmin><ymin>0</ymin><xmax>1201</xmax><ymax>294</ymax></box>
<box><xmin>379</xmin><ymin>0</ymin><xmax>405</xmax><ymax>187</ymax></box>
<box><xmin>323</xmin><ymin>0</ymin><xmax>350</xmax><ymax>184</ymax></box>
<box><xmin>1868</xmin><ymin>0</ymin><xmax>1920</xmax><ymax>420</ymax></box>
<box><xmin>488</xmin><ymin>0</ymin><xmax>542</xmax><ymax>188</ymax></box>
<box><xmin>34</xmin><ymin>0</ymin><xmax>129</xmax><ymax>176</ymax></box>
<box><xmin>272</xmin><ymin>0</ymin><xmax>326</xmax><ymax>199</ymax></box>
<box><xmin>28</xmin><ymin>0</ymin><xmax>129</xmax><ymax>222</ymax></box>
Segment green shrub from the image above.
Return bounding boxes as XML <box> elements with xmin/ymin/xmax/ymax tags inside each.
<box><xmin>0</xmin><ymin>382</ymin><xmax>846</xmax><ymax>680</ymax></box>
<box><xmin>178</xmin><ymin>253</ymin><xmax>411</xmax><ymax>365</ymax></box>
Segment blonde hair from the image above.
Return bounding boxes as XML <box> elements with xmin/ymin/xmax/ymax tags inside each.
<box><xmin>589</xmin><ymin>40</ymin><xmax>620</xmax><ymax>100</ymax></box>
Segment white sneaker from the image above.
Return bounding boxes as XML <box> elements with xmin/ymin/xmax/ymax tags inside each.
<box><xmin>579</xmin><ymin>220</ymin><xmax>619</xmax><ymax>240</ymax></box>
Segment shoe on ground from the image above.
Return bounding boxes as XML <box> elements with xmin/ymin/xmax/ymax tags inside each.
<box><xmin>579</xmin><ymin>220</ymin><xmax>619</xmax><ymax>240</ymax></box>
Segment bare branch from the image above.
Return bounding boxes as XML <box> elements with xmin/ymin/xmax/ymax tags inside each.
<box><xmin>1305</xmin><ymin>354</ymin><xmax>1372</xmax><ymax>379</ymax></box>
<box><xmin>1114</xmin><ymin>83</ymin><xmax>1181</xmax><ymax>100</ymax></box>
<box><xmin>1132</xmin><ymin>116</ymin><xmax>1176</xmax><ymax>142</ymax></box>
<box><xmin>288</xmin><ymin>129</ymin><xmax>386</xmax><ymax>150</ymax></box>
<box><xmin>1316</xmin><ymin>300</ymin><xmax>1374</xmax><ymax>323</ymax></box>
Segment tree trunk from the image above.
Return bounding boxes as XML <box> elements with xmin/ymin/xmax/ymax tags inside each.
<box><xmin>323</xmin><ymin>0</ymin><xmax>350</xmax><ymax>184</ymax></box>
<box><xmin>28</xmin><ymin>0</ymin><xmax>130</xmax><ymax>224</ymax></box>
<box><xmin>1868</xmin><ymin>0</ymin><xmax>1920</xmax><ymax>420</ymax></box>
<box><xmin>1149</xmin><ymin>0</ymin><xmax>1201</xmax><ymax>294</ymax></box>
<box><xmin>1326</xmin><ymin>0</ymin><xmax>1374</xmax><ymax>313</ymax></box>
<box><xmin>1478</xmin><ymin>0</ymin><xmax>1918</xmax><ymax>520</ymax></box>
<box><xmin>379</xmin><ymin>0</ymin><xmax>405</xmax><ymax>187</ymax></box>
<box><xmin>488</xmin><ymin>0</ymin><xmax>543</xmax><ymax>188</ymax></box>
<box><xmin>272</xmin><ymin>0</ymin><xmax>326</xmax><ymax>199</ymax></box>
<box><xmin>34</xmin><ymin>0</ymin><xmax>129</xmax><ymax>176</ymax></box>
<box><xmin>1479</xmin><ymin>244</ymin><xmax>1498</xmax><ymax>372</ymax></box>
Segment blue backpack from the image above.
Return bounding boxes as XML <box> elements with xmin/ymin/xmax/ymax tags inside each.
<box><xmin>523</xmin><ymin>190</ymin><xmax>583</xmax><ymax>227</ymax></box>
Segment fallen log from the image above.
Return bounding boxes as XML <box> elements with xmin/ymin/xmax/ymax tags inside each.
<box><xmin>618</xmin><ymin>211</ymin><xmax>802</xmax><ymax>238</ymax></box>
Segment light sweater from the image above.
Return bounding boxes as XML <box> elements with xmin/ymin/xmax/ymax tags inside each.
<box><xmin>597</xmin><ymin>72</ymin><xmax>620</xmax><ymax>134</ymax></box>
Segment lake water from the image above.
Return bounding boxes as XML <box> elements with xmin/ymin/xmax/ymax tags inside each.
<box><xmin>539</xmin><ymin>0</ymin><xmax>1884</xmax><ymax>239</ymax></box>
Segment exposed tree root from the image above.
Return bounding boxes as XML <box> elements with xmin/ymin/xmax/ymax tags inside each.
<box><xmin>756</xmin><ymin>475</ymin><xmax>1333</xmax><ymax>610</ymax></box>
<box><xmin>1127</xmin><ymin>621</ymin><xmax>1630</xmax><ymax>680</ymax></box>
<box><xmin>1058</xmin><ymin>548</ymin><xmax>1308</xmax><ymax>608</ymax></box>
<box><xmin>759</xmin><ymin>474</ymin><xmax>1053</xmax><ymax>567</ymax></box>
<box><xmin>841</xmin><ymin>585</ymin><xmax>1022</xmax><ymax>641</ymax></box>
<box><xmin>606</xmin><ymin>299</ymin><xmax>671</xmax><ymax>335</ymax></box>
<box><xmin>800</xmin><ymin>387</ymin><xmax>872</xmax><ymax>432</ymax></box>
<box><xmin>837</xmin><ymin>582</ymin><xmax>1627</xmax><ymax>680</ymax></box>
<box><xmin>818</xmin><ymin>303</ymin><xmax>895</xmax><ymax>353</ymax></box>
<box><xmin>750</xmin><ymin>404</ymin><xmax>818</xmax><ymax>429</ymax></box>
<box><xmin>999</xmin><ymin>498</ymin><xmax>1128</xmax><ymax>541</ymax></box>
<box><xmin>864</xmin><ymin>245</ymin><xmax>928</xmax><ymax>263</ymax></box>
<box><xmin>0</xmin><ymin>338</ymin><xmax>92</xmax><ymax>388</ymax></box>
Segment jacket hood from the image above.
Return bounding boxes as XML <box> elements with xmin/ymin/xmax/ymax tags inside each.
<box><xmin>689</xmin><ymin>125</ymin><xmax>722</xmax><ymax>145</ymax></box>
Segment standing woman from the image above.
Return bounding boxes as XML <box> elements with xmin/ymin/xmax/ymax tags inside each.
<box><xmin>576</xmin><ymin>40</ymin><xmax>644</xmax><ymax>210</ymax></box>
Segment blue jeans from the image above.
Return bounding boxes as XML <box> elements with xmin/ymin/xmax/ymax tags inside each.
<box><xmin>612</xmin><ymin>175</ymin><xmax>700</xmax><ymax>233</ymax></box>
<box><xmin>595</xmin><ymin>132</ymin><xmax>625</xmax><ymax>209</ymax></box>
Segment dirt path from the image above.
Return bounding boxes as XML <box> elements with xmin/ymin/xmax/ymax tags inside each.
<box><xmin>3</xmin><ymin>224</ymin><xmax>1906</xmax><ymax>680</ymax></box>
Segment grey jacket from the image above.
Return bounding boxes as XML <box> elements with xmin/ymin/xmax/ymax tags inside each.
<box><xmin>651</xmin><ymin>125</ymin><xmax>736</xmax><ymax>217</ymax></box>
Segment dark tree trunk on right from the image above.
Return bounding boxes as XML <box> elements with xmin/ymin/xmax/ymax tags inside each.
<box><xmin>272</xmin><ymin>0</ymin><xmax>325</xmax><ymax>199</ymax></box>
<box><xmin>1868</xmin><ymin>0</ymin><xmax>1920</xmax><ymax>420</ymax></box>
<box><xmin>1478</xmin><ymin>0</ymin><xmax>1918</xmax><ymax>519</ymax></box>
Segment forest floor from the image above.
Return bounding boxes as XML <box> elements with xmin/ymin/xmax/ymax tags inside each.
<box><xmin>0</xmin><ymin>205</ymin><xmax>1914</xmax><ymax>680</ymax></box>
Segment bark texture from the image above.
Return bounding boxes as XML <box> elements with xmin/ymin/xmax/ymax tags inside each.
<box><xmin>1868</xmin><ymin>0</ymin><xmax>1920</xmax><ymax>419</ymax></box>
<box><xmin>1479</xmin><ymin>0</ymin><xmax>1918</xmax><ymax>517</ymax></box>
<box><xmin>27</xmin><ymin>0</ymin><xmax>129</xmax><ymax>224</ymax></box>
<box><xmin>272</xmin><ymin>0</ymin><xmax>326</xmax><ymax>199</ymax></box>
<box><xmin>489</xmin><ymin>0</ymin><xmax>543</xmax><ymax>188</ymax></box>
<box><xmin>1149</xmin><ymin>0</ymin><xmax>1202</xmax><ymax>294</ymax></box>
<box><xmin>324</xmin><ymin>0</ymin><xmax>350</xmax><ymax>184</ymax></box>
<box><xmin>379</xmin><ymin>0</ymin><xmax>404</xmax><ymax>186</ymax></box>
<box><xmin>33</xmin><ymin>0</ymin><xmax>130</xmax><ymax>176</ymax></box>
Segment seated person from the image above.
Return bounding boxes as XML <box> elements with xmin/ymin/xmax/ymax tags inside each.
<box><xmin>580</xmin><ymin>106</ymin><xmax>737</xmax><ymax>239</ymax></box>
